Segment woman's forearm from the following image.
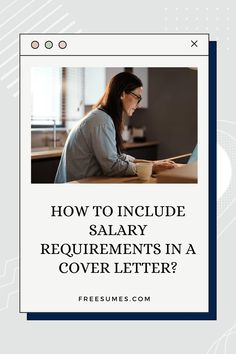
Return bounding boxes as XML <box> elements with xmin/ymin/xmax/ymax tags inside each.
<box><xmin>133</xmin><ymin>159</ymin><xmax>154</xmax><ymax>164</ymax></box>
<box><xmin>133</xmin><ymin>159</ymin><xmax>177</xmax><ymax>174</ymax></box>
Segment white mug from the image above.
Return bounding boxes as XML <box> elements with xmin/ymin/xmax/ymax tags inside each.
<box><xmin>136</xmin><ymin>162</ymin><xmax>153</xmax><ymax>181</ymax></box>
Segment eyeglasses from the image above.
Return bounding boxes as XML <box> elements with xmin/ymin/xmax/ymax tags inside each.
<box><xmin>129</xmin><ymin>91</ymin><xmax>142</xmax><ymax>104</ymax></box>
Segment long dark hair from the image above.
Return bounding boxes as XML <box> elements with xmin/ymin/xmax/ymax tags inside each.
<box><xmin>93</xmin><ymin>72</ymin><xmax>143</xmax><ymax>151</ymax></box>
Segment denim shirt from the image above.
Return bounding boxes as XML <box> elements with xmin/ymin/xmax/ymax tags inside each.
<box><xmin>54</xmin><ymin>108</ymin><xmax>136</xmax><ymax>183</ymax></box>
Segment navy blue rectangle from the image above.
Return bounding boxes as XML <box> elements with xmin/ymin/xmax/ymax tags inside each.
<box><xmin>27</xmin><ymin>40</ymin><xmax>217</xmax><ymax>321</ymax></box>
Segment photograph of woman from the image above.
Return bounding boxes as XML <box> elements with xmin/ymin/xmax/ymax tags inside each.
<box><xmin>54</xmin><ymin>72</ymin><xmax>176</xmax><ymax>183</ymax></box>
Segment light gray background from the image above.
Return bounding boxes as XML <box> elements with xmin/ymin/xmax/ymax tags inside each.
<box><xmin>0</xmin><ymin>0</ymin><xmax>235</xmax><ymax>353</ymax></box>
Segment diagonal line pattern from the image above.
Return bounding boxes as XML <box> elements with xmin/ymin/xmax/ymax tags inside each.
<box><xmin>7</xmin><ymin>78</ymin><xmax>19</xmax><ymax>89</ymax></box>
<box><xmin>0</xmin><ymin>53</ymin><xmax>18</xmax><ymax>69</ymax></box>
<box><xmin>0</xmin><ymin>0</ymin><xmax>36</xmax><ymax>30</ymax></box>
<box><xmin>43</xmin><ymin>13</ymin><xmax>69</xmax><ymax>32</ymax></box>
<box><xmin>0</xmin><ymin>0</ymin><xmax>54</xmax><ymax>41</ymax></box>
<box><xmin>25</xmin><ymin>4</ymin><xmax>63</xmax><ymax>33</ymax></box>
<box><xmin>0</xmin><ymin>0</ymin><xmax>18</xmax><ymax>16</ymax></box>
<box><xmin>59</xmin><ymin>21</ymin><xmax>76</xmax><ymax>33</ymax></box>
<box><xmin>0</xmin><ymin>38</ymin><xmax>18</xmax><ymax>56</ymax></box>
<box><xmin>1</xmin><ymin>65</ymin><xmax>18</xmax><ymax>81</ymax></box>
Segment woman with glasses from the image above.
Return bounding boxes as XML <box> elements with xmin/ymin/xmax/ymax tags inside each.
<box><xmin>55</xmin><ymin>71</ymin><xmax>175</xmax><ymax>183</ymax></box>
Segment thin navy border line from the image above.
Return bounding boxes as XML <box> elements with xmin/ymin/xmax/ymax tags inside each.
<box><xmin>27</xmin><ymin>312</ymin><xmax>215</xmax><ymax>321</ymax></box>
<box><xmin>22</xmin><ymin>38</ymin><xmax>216</xmax><ymax>321</ymax></box>
<box><xmin>208</xmin><ymin>41</ymin><xmax>217</xmax><ymax>318</ymax></box>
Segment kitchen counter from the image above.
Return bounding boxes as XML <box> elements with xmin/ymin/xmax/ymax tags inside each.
<box><xmin>31</xmin><ymin>141</ymin><xmax>159</xmax><ymax>160</ymax></box>
<box><xmin>31</xmin><ymin>147</ymin><xmax>63</xmax><ymax>160</ymax></box>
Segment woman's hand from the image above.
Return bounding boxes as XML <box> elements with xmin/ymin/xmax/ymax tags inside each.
<box><xmin>152</xmin><ymin>160</ymin><xmax>177</xmax><ymax>173</ymax></box>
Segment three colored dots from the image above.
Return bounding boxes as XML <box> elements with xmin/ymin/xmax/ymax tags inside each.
<box><xmin>31</xmin><ymin>40</ymin><xmax>67</xmax><ymax>49</ymax></box>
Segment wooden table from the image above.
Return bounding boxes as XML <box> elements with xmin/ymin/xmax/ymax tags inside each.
<box><xmin>70</xmin><ymin>176</ymin><xmax>157</xmax><ymax>184</ymax></box>
<box><xmin>71</xmin><ymin>162</ymin><xmax>197</xmax><ymax>184</ymax></box>
<box><xmin>156</xmin><ymin>162</ymin><xmax>197</xmax><ymax>183</ymax></box>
